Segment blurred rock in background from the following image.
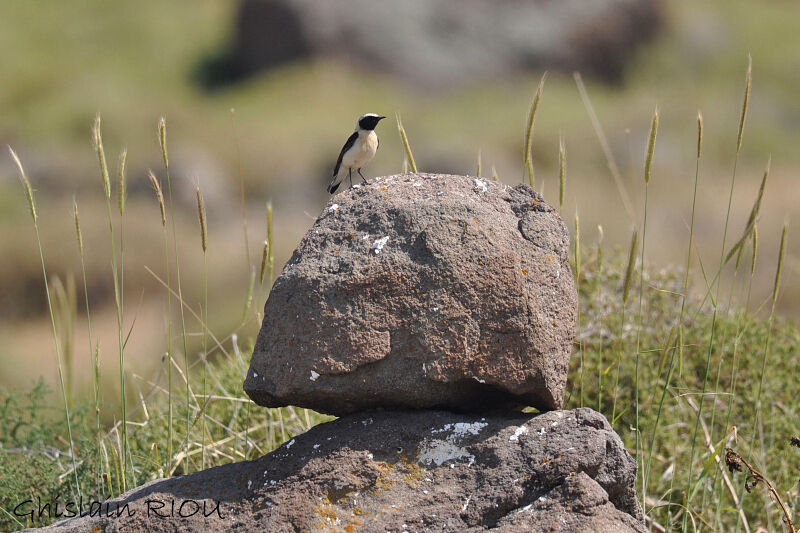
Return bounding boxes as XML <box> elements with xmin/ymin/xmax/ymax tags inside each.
<box><xmin>200</xmin><ymin>0</ymin><xmax>662</xmax><ymax>89</ymax></box>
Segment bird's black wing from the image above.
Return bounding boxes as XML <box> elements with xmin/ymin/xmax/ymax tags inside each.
<box><xmin>333</xmin><ymin>131</ymin><xmax>358</xmax><ymax>177</ymax></box>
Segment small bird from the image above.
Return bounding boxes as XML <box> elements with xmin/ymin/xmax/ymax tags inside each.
<box><xmin>327</xmin><ymin>113</ymin><xmax>386</xmax><ymax>194</ymax></box>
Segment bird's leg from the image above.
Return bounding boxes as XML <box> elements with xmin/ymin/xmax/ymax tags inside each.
<box><xmin>358</xmin><ymin>168</ymin><xmax>367</xmax><ymax>184</ymax></box>
<box><xmin>348</xmin><ymin>168</ymin><xmax>353</xmax><ymax>189</ymax></box>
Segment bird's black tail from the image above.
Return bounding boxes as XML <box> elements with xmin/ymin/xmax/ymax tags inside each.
<box><xmin>327</xmin><ymin>175</ymin><xmax>341</xmax><ymax>194</ymax></box>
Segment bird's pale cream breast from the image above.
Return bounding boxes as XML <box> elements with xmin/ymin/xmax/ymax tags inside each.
<box><xmin>342</xmin><ymin>130</ymin><xmax>378</xmax><ymax>169</ymax></box>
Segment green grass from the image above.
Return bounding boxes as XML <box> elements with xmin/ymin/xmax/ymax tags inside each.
<box><xmin>1</xmin><ymin>3</ymin><xmax>799</xmax><ymax>529</ymax></box>
<box><xmin>1</xmin><ymin>244</ymin><xmax>797</xmax><ymax>530</ymax></box>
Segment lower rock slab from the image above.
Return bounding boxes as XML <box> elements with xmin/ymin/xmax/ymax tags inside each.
<box><xmin>36</xmin><ymin>408</ymin><xmax>644</xmax><ymax>532</ymax></box>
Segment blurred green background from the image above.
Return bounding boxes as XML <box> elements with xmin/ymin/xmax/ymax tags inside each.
<box><xmin>0</xmin><ymin>0</ymin><xmax>798</xmax><ymax>401</ymax></box>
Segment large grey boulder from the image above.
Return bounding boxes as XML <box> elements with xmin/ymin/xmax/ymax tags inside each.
<box><xmin>39</xmin><ymin>409</ymin><xmax>644</xmax><ymax>532</ymax></box>
<box><xmin>245</xmin><ymin>173</ymin><xmax>577</xmax><ymax>415</ymax></box>
<box><xmin>211</xmin><ymin>0</ymin><xmax>661</xmax><ymax>88</ymax></box>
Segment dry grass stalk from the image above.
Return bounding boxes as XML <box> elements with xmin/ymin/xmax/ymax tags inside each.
<box><xmin>196</xmin><ymin>187</ymin><xmax>207</xmax><ymax>252</ymax></box>
<box><xmin>523</xmin><ymin>72</ymin><xmax>547</xmax><ymax>187</ymax></box>
<box><xmin>148</xmin><ymin>170</ymin><xmax>167</xmax><ymax>227</ymax></box>
<box><xmin>118</xmin><ymin>149</ymin><xmax>127</xmax><ymax>215</ymax></box>
<box><xmin>395</xmin><ymin>113</ymin><xmax>417</xmax><ymax>173</ymax></box>
<box><xmin>93</xmin><ymin>115</ymin><xmax>111</xmax><ymax>199</ymax></box>
<box><xmin>645</xmin><ymin>107</ymin><xmax>659</xmax><ymax>185</ymax></box>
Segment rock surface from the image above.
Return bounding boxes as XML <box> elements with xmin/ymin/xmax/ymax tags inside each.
<box><xmin>245</xmin><ymin>173</ymin><xmax>577</xmax><ymax>415</ymax></box>
<box><xmin>39</xmin><ymin>409</ymin><xmax>644</xmax><ymax>532</ymax></box>
<box><xmin>207</xmin><ymin>0</ymin><xmax>662</xmax><ymax>88</ymax></box>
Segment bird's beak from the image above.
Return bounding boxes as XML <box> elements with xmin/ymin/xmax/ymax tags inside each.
<box><xmin>378</xmin><ymin>116</ymin><xmax>387</xmax><ymax>121</ymax></box>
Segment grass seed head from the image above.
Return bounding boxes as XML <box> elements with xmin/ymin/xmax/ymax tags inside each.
<box><xmin>158</xmin><ymin>117</ymin><xmax>168</xmax><ymax>170</ymax></box>
<box><xmin>118</xmin><ymin>149</ymin><xmax>127</xmax><ymax>215</ymax></box>
<box><xmin>9</xmin><ymin>146</ymin><xmax>37</xmax><ymax>222</ymax></box>
<box><xmin>93</xmin><ymin>115</ymin><xmax>111</xmax><ymax>199</ymax></box>
<box><xmin>196</xmin><ymin>186</ymin><xmax>207</xmax><ymax>252</ymax></box>
<box><xmin>644</xmin><ymin>107</ymin><xmax>659</xmax><ymax>185</ymax></box>
<box><xmin>148</xmin><ymin>170</ymin><xmax>166</xmax><ymax>227</ymax></box>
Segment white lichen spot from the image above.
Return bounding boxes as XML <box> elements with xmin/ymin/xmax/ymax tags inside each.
<box><xmin>436</xmin><ymin>191</ymin><xmax>444</xmax><ymax>196</ymax></box>
<box><xmin>509</xmin><ymin>425</ymin><xmax>529</xmax><ymax>441</ymax></box>
<box><xmin>473</xmin><ymin>178</ymin><xmax>488</xmax><ymax>192</ymax></box>
<box><xmin>461</xmin><ymin>495</ymin><xmax>472</xmax><ymax>511</ymax></box>
<box><xmin>538</xmin><ymin>496</ymin><xmax>547</xmax><ymax>502</ymax></box>
<box><xmin>253</xmin><ymin>371</ymin><xmax>258</xmax><ymax>378</ymax></box>
<box><xmin>247</xmin><ymin>480</ymin><xmax>252</xmax><ymax>490</ymax></box>
<box><xmin>285</xmin><ymin>439</ymin><xmax>295</xmax><ymax>449</ymax></box>
<box><xmin>362</xmin><ymin>418</ymin><xmax>373</xmax><ymax>426</ymax></box>
<box><xmin>413</xmin><ymin>182</ymin><xmax>422</xmax><ymax>187</ymax></box>
<box><xmin>313</xmin><ymin>444</ymin><xmax>320</xmax><ymax>449</ymax></box>
<box><xmin>352</xmin><ymin>184</ymin><xmax>362</xmax><ymax>189</ymax></box>
<box><xmin>417</xmin><ymin>440</ymin><xmax>474</xmax><ymax>467</ymax></box>
<box><xmin>551</xmin><ymin>421</ymin><xmax>558</xmax><ymax>427</ymax></box>
<box><xmin>537</xmin><ymin>427</ymin><xmax>546</xmax><ymax>436</ymax></box>
<box><xmin>555</xmin><ymin>269</ymin><xmax>560</xmax><ymax>279</ymax></box>
<box><xmin>472</xmin><ymin>376</ymin><xmax>486</xmax><ymax>384</ymax></box>
<box><xmin>309</xmin><ymin>370</ymin><xmax>320</xmax><ymax>381</ymax></box>
<box><xmin>362</xmin><ymin>233</ymin><xmax>370</xmax><ymax>240</ymax></box>
<box><xmin>328</xmin><ymin>203</ymin><xmax>339</xmax><ymax>212</ymax></box>
<box><xmin>432</xmin><ymin>421</ymin><xmax>488</xmax><ymax>440</ymax></box>
<box><xmin>432</xmin><ymin>307</ymin><xmax>439</xmax><ymax>312</ymax></box>
<box><xmin>371</xmin><ymin>236</ymin><xmax>389</xmax><ymax>254</ymax></box>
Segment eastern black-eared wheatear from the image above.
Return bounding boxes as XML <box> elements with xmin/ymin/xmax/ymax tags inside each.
<box><xmin>327</xmin><ymin>113</ymin><xmax>386</xmax><ymax>194</ymax></box>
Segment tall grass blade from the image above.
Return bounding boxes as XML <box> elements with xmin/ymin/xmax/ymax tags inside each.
<box><xmin>523</xmin><ymin>73</ymin><xmax>547</xmax><ymax>187</ymax></box>
<box><xmin>559</xmin><ymin>136</ymin><xmax>566</xmax><ymax>210</ymax></box>
<box><xmin>573</xmin><ymin>72</ymin><xmax>635</xmax><ymax>219</ymax></box>
<box><xmin>395</xmin><ymin>113</ymin><xmax>418</xmax><ymax>173</ymax></box>
<box><xmin>9</xmin><ymin>147</ymin><xmax>81</xmax><ymax>497</ymax></box>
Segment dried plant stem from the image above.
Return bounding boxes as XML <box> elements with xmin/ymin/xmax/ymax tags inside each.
<box><xmin>149</xmin><ymin>170</ymin><xmax>173</xmax><ymax>473</ymax></box>
<box><xmin>267</xmin><ymin>202</ymin><xmax>274</xmax><ymax>284</ymax></box>
<box><xmin>9</xmin><ymin>147</ymin><xmax>81</xmax><ymax>497</ymax></box>
<box><xmin>573</xmin><ymin>72</ymin><xmax>635</xmax><ymax>220</ymax></box>
<box><xmin>196</xmin><ymin>186</ymin><xmax>209</xmax><ymax>469</ymax></box>
<box><xmin>74</xmin><ymin>198</ymin><xmax>101</xmax><ymax>494</ymax></box>
<box><xmin>93</xmin><ymin>116</ymin><xmax>128</xmax><ymax>492</ymax></box>
<box><xmin>559</xmin><ymin>136</ymin><xmax>566</xmax><ymax>210</ymax></box>
<box><xmin>523</xmin><ymin>73</ymin><xmax>546</xmax><ymax>187</ymax></box>
<box><xmin>396</xmin><ymin>113</ymin><xmax>417</xmax><ymax>173</ymax></box>
<box><xmin>159</xmin><ymin>117</ymin><xmax>191</xmax><ymax>473</ymax></box>
<box><xmin>725</xmin><ymin>447</ymin><xmax>795</xmax><ymax>533</ymax></box>
<box><xmin>636</xmin><ymin>107</ymin><xmax>658</xmax><ymax>506</ymax></box>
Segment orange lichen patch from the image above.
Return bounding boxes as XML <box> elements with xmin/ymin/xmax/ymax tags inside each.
<box><xmin>327</xmin><ymin>486</ymin><xmax>355</xmax><ymax>504</ymax></box>
<box><xmin>380</xmin><ymin>187</ymin><xmax>387</xmax><ymax>191</ymax></box>
<box><xmin>352</xmin><ymin>507</ymin><xmax>368</xmax><ymax>517</ymax></box>
<box><xmin>546</xmin><ymin>255</ymin><xmax>553</xmax><ymax>262</ymax></box>
<box><xmin>301</xmin><ymin>273</ymin><xmax>307</xmax><ymax>278</ymax></box>
<box><xmin>314</xmin><ymin>495</ymin><xmax>339</xmax><ymax>525</ymax></box>
<box><xmin>349</xmin><ymin>233</ymin><xmax>354</xmax><ymax>239</ymax></box>
<box><xmin>522</xmin><ymin>268</ymin><xmax>528</xmax><ymax>275</ymax></box>
<box><xmin>372</xmin><ymin>461</ymin><xmax>396</xmax><ymax>491</ymax></box>
<box><xmin>401</xmin><ymin>275</ymin><xmax>408</xmax><ymax>282</ymax></box>
<box><xmin>92</xmin><ymin>526</ymin><xmax>103</xmax><ymax>533</ymax></box>
<box><xmin>335</xmin><ymin>250</ymin><xmax>340</xmax><ymax>254</ymax></box>
<box><xmin>383</xmin><ymin>195</ymin><xmax>388</xmax><ymax>199</ymax></box>
<box><xmin>399</xmin><ymin>456</ymin><xmax>426</xmax><ymax>486</ymax></box>
<box><xmin>408</xmin><ymin>347</ymin><xmax>415</xmax><ymax>352</ymax></box>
